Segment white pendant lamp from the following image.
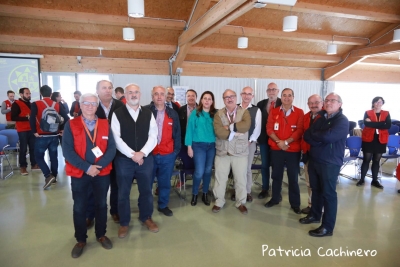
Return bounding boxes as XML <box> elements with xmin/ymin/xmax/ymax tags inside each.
<box><xmin>283</xmin><ymin>15</ymin><xmax>297</xmax><ymax>32</ymax></box>
<box><xmin>123</xmin><ymin>27</ymin><xmax>135</xmax><ymax>41</ymax></box>
<box><xmin>393</xmin><ymin>29</ymin><xmax>400</xmax><ymax>43</ymax></box>
<box><xmin>327</xmin><ymin>44</ymin><xmax>337</xmax><ymax>55</ymax></box>
<box><xmin>128</xmin><ymin>0</ymin><xmax>144</xmax><ymax>18</ymax></box>
<box><xmin>238</xmin><ymin>37</ymin><xmax>248</xmax><ymax>49</ymax></box>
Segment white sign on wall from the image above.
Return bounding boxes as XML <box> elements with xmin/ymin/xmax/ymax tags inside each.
<box><xmin>173</xmin><ymin>86</ymin><xmax>188</xmax><ymax>105</ymax></box>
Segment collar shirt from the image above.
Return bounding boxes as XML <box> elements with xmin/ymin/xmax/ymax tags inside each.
<box><xmin>100</xmin><ymin>98</ymin><xmax>113</xmax><ymax>118</ymax></box>
<box><xmin>82</xmin><ymin>115</ymin><xmax>98</xmax><ymax>131</ymax></box>
<box><xmin>280</xmin><ymin>105</ymin><xmax>295</xmax><ymax>116</ymax></box>
<box><xmin>156</xmin><ymin>107</ymin><xmax>165</xmax><ymax>144</ymax></box>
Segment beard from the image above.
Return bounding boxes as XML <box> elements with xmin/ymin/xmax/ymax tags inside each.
<box><xmin>128</xmin><ymin>98</ymin><xmax>139</xmax><ymax>106</ymax></box>
<box><xmin>22</xmin><ymin>96</ymin><xmax>31</xmax><ymax>102</ymax></box>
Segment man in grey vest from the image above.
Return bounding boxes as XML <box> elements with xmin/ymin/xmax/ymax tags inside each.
<box><xmin>212</xmin><ymin>89</ymin><xmax>251</xmax><ymax>215</ymax></box>
<box><xmin>231</xmin><ymin>87</ymin><xmax>261</xmax><ymax>202</ymax></box>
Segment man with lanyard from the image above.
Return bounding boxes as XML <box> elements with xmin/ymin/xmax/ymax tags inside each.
<box><xmin>111</xmin><ymin>83</ymin><xmax>159</xmax><ymax>238</ymax></box>
<box><xmin>11</xmin><ymin>87</ymin><xmax>39</xmax><ymax>175</ymax></box>
<box><xmin>212</xmin><ymin>89</ymin><xmax>251</xmax><ymax>215</ymax></box>
<box><xmin>2</xmin><ymin>90</ymin><xmax>16</xmax><ymax>128</ymax></box>
<box><xmin>231</xmin><ymin>86</ymin><xmax>261</xmax><ymax>202</ymax></box>
<box><xmin>300</xmin><ymin>94</ymin><xmax>323</xmax><ymax>215</ymax></box>
<box><xmin>300</xmin><ymin>93</ymin><xmax>348</xmax><ymax>237</ymax></box>
<box><xmin>30</xmin><ymin>85</ymin><xmax>69</xmax><ymax>189</ymax></box>
<box><xmin>62</xmin><ymin>93</ymin><xmax>116</xmax><ymax>258</ymax></box>
<box><xmin>70</xmin><ymin>91</ymin><xmax>82</xmax><ymax>117</ymax></box>
<box><xmin>265</xmin><ymin>88</ymin><xmax>304</xmax><ymax>214</ymax></box>
<box><xmin>146</xmin><ymin>86</ymin><xmax>181</xmax><ymax>217</ymax></box>
<box><xmin>256</xmin><ymin>82</ymin><xmax>282</xmax><ymax>199</ymax></box>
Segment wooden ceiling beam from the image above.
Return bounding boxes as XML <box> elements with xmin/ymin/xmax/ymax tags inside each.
<box><xmin>0</xmin><ymin>35</ymin><xmax>176</xmax><ymax>53</ymax></box>
<box><xmin>266</xmin><ymin>3</ymin><xmax>400</xmax><ymax>23</ymax></box>
<box><xmin>187</xmin><ymin>0</ymin><xmax>214</xmax><ymax>28</ymax></box>
<box><xmin>350</xmin><ymin>42</ymin><xmax>400</xmax><ymax>58</ymax></box>
<box><xmin>360</xmin><ymin>58</ymin><xmax>400</xmax><ymax>67</ymax></box>
<box><xmin>189</xmin><ymin>46</ymin><xmax>340</xmax><ymax>63</ymax></box>
<box><xmin>178</xmin><ymin>0</ymin><xmax>248</xmax><ymax>46</ymax></box>
<box><xmin>324</xmin><ymin>56</ymin><xmax>367</xmax><ymax>80</ymax></box>
<box><xmin>172</xmin><ymin>43</ymin><xmax>192</xmax><ymax>73</ymax></box>
<box><xmin>0</xmin><ymin>4</ymin><xmax>185</xmax><ymax>30</ymax></box>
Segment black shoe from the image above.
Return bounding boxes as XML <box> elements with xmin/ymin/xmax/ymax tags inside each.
<box><xmin>398</xmin><ymin>189</ymin><xmax>400</xmax><ymax>194</ymax></box>
<box><xmin>356</xmin><ymin>180</ymin><xmax>365</xmax><ymax>186</ymax></box>
<box><xmin>371</xmin><ymin>180</ymin><xmax>384</xmax><ymax>189</ymax></box>
<box><xmin>264</xmin><ymin>200</ymin><xmax>279</xmax><ymax>208</ymax></box>
<box><xmin>230</xmin><ymin>192</ymin><xmax>236</xmax><ymax>201</ymax></box>
<box><xmin>299</xmin><ymin>215</ymin><xmax>320</xmax><ymax>224</ymax></box>
<box><xmin>71</xmin><ymin>242</ymin><xmax>86</xmax><ymax>258</ymax></box>
<box><xmin>291</xmin><ymin>207</ymin><xmax>302</xmax><ymax>214</ymax></box>
<box><xmin>191</xmin><ymin>194</ymin><xmax>198</xmax><ymax>206</ymax></box>
<box><xmin>301</xmin><ymin>206</ymin><xmax>311</xmax><ymax>214</ymax></box>
<box><xmin>43</xmin><ymin>174</ymin><xmax>55</xmax><ymax>189</ymax></box>
<box><xmin>309</xmin><ymin>226</ymin><xmax>333</xmax><ymax>237</ymax></box>
<box><xmin>97</xmin><ymin>236</ymin><xmax>112</xmax><ymax>250</ymax></box>
<box><xmin>258</xmin><ymin>190</ymin><xmax>269</xmax><ymax>199</ymax></box>
<box><xmin>158</xmin><ymin>207</ymin><xmax>173</xmax><ymax>216</ymax></box>
<box><xmin>202</xmin><ymin>193</ymin><xmax>210</xmax><ymax>206</ymax></box>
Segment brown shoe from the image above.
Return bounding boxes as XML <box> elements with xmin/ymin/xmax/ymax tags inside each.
<box><xmin>141</xmin><ymin>218</ymin><xmax>159</xmax><ymax>233</ymax></box>
<box><xmin>111</xmin><ymin>214</ymin><xmax>120</xmax><ymax>223</ymax></box>
<box><xmin>212</xmin><ymin>205</ymin><xmax>221</xmax><ymax>213</ymax></box>
<box><xmin>86</xmin><ymin>219</ymin><xmax>94</xmax><ymax>229</ymax></box>
<box><xmin>97</xmin><ymin>236</ymin><xmax>112</xmax><ymax>249</ymax></box>
<box><xmin>246</xmin><ymin>194</ymin><xmax>253</xmax><ymax>202</ymax></box>
<box><xmin>43</xmin><ymin>174</ymin><xmax>55</xmax><ymax>189</ymax></box>
<box><xmin>71</xmin><ymin>242</ymin><xmax>86</xmax><ymax>258</ymax></box>
<box><xmin>237</xmin><ymin>205</ymin><xmax>248</xmax><ymax>215</ymax></box>
<box><xmin>20</xmin><ymin>167</ymin><xmax>28</xmax><ymax>176</ymax></box>
<box><xmin>118</xmin><ymin>226</ymin><xmax>129</xmax><ymax>238</ymax></box>
<box><xmin>31</xmin><ymin>164</ymin><xmax>41</xmax><ymax>171</ymax></box>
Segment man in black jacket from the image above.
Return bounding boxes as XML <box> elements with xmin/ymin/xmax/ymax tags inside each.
<box><xmin>256</xmin><ymin>82</ymin><xmax>282</xmax><ymax>199</ymax></box>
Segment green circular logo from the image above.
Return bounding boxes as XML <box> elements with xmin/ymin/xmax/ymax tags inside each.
<box><xmin>8</xmin><ymin>64</ymin><xmax>39</xmax><ymax>93</ymax></box>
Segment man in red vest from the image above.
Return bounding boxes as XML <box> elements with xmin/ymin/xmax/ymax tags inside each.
<box><xmin>69</xmin><ymin>91</ymin><xmax>82</xmax><ymax>117</ymax></box>
<box><xmin>62</xmin><ymin>93</ymin><xmax>116</xmax><ymax>258</ymax></box>
<box><xmin>147</xmin><ymin>86</ymin><xmax>181</xmax><ymax>217</ymax></box>
<box><xmin>30</xmin><ymin>85</ymin><xmax>69</xmax><ymax>189</ymax></box>
<box><xmin>11</xmin><ymin>88</ymin><xmax>39</xmax><ymax>175</ymax></box>
<box><xmin>1</xmin><ymin>90</ymin><xmax>16</xmax><ymax>128</ymax></box>
<box><xmin>114</xmin><ymin>87</ymin><xmax>126</xmax><ymax>104</ymax></box>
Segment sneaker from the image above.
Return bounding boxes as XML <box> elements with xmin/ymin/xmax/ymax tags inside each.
<box><xmin>52</xmin><ymin>178</ymin><xmax>57</xmax><ymax>184</ymax></box>
<box><xmin>31</xmin><ymin>164</ymin><xmax>41</xmax><ymax>171</ymax></box>
<box><xmin>20</xmin><ymin>167</ymin><xmax>28</xmax><ymax>176</ymax></box>
<box><xmin>43</xmin><ymin>174</ymin><xmax>55</xmax><ymax>189</ymax></box>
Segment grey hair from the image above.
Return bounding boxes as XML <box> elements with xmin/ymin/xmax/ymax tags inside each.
<box><xmin>151</xmin><ymin>85</ymin><xmax>167</xmax><ymax>96</ymax></box>
<box><xmin>325</xmin><ymin>92</ymin><xmax>343</xmax><ymax>103</ymax></box>
<box><xmin>80</xmin><ymin>93</ymin><xmax>99</xmax><ymax>104</ymax></box>
<box><xmin>124</xmin><ymin>83</ymin><xmax>140</xmax><ymax>91</ymax></box>
<box><xmin>96</xmin><ymin>80</ymin><xmax>113</xmax><ymax>91</ymax></box>
<box><xmin>223</xmin><ymin>89</ymin><xmax>236</xmax><ymax>99</ymax></box>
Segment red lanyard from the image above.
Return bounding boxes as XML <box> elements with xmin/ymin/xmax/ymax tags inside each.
<box><xmin>81</xmin><ymin>117</ymin><xmax>98</xmax><ymax>146</ymax></box>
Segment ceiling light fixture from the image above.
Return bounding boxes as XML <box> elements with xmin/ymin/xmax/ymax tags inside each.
<box><xmin>283</xmin><ymin>7</ymin><xmax>297</xmax><ymax>32</ymax></box>
<box><xmin>258</xmin><ymin>0</ymin><xmax>297</xmax><ymax>5</ymax></box>
<box><xmin>238</xmin><ymin>27</ymin><xmax>248</xmax><ymax>49</ymax></box>
<box><xmin>253</xmin><ymin>1</ymin><xmax>267</xmax><ymax>8</ymax></box>
<box><xmin>327</xmin><ymin>36</ymin><xmax>337</xmax><ymax>55</ymax></box>
<box><xmin>393</xmin><ymin>29</ymin><xmax>400</xmax><ymax>43</ymax></box>
<box><xmin>123</xmin><ymin>27</ymin><xmax>135</xmax><ymax>41</ymax></box>
<box><xmin>128</xmin><ymin>0</ymin><xmax>144</xmax><ymax>18</ymax></box>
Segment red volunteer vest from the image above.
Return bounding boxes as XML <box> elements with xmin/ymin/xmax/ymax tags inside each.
<box><xmin>15</xmin><ymin>100</ymin><xmax>31</xmax><ymax>132</ymax></box>
<box><xmin>35</xmin><ymin>98</ymin><xmax>60</xmax><ymax>135</ymax></box>
<box><xmin>362</xmin><ymin>110</ymin><xmax>389</xmax><ymax>144</ymax></box>
<box><xmin>74</xmin><ymin>101</ymin><xmax>80</xmax><ymax>114</ymax></box>
<box><xmin>65</xmin><ymin>118</ymin><xmax>112</xmax><ymax>177</ymax></box>
<box><xmin>152</xmin><ymin>112</ymin><xmax>174</xmax><ymax>155</ymax></box>
<box><xmin>5</xmin><ymin>100</ymin><xmax>13</xmax><ymax>121</ymax></box>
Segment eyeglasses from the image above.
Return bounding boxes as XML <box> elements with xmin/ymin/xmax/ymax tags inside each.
<box><xmin>223</xmin><ymin>95</ymin><xmax>236</xmax><ymax>100</ymax></box>
<box><xmin>324</xmin><ymin>99</ymin><xmax>340</xmax><ymax>104</ymax></box>
<box><xmin>267</xmin><ymin>88</ymin><xmax>278</xmax><ymax>92</ymax></box>
<box><xmin>241</xmin><ymin>93</ymin><xmax>253</xmax><ymax>97</ymax></box>
<box><xmin>375</xmin><ymin>101</ymin><xmax>383</xmax><ymax>104</ymax></box>
<box><xmin>81</xmin><ymin>101</ymin><xmax>99</xmax><ymax>107</ymax></box>
<box><xmin>308</xmin><ymin>101</ymin><xmax>322</xmax><ymax>105</ymax></box>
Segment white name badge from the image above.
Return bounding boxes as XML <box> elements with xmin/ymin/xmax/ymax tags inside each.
<box><xmin>274</xmin><ymin>123</ymin><xmax>279</xmax><ymax>130</ymax></box>
<box><xmin>92</xmin><ymin>146</ymin><xmax>104</xmax><ymax>158</ymax></box>
<box><xmin>376</xmin><ymin>129</ymin><xmax>379</xmax><ymax>134</ymax></box>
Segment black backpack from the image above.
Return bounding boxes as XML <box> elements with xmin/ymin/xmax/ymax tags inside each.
<box><xmin>38</xmin><ymin>100</ymin><xmax>61</xmax><ymax>133</ymax></box>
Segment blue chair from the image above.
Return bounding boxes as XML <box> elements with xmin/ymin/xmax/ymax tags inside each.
<box><xmin>0</xmin><ymin>124</ymin><xmax>6</xmax><ymax>131</ymax></box>
<box><xmin>340</xmin><ymin>136</ymin><xmax>362</xmax><ymax>180</ymax></box>
<box><xmin>0</xmin><ymin>134</ymin><xmax>13</xmax><ymax>179</ymax></box>
<box><xmin>0</xmin><ymin>129</ymin><xmax>20</xmax><ymax>167</ymax></box>
<box><xmin>388</xmin><ymin>125</ymin><xmax>399</xmax><ymax>135</ymax></box>
<box><xmin>380</xmin><ymin>135</ymin><xmax>400</xmax><ymax>177</ymax></box>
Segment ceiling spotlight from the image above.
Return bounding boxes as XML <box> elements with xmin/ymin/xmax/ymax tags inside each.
<box><xmin>327</xmin><ymin>44</ymin><xmax>337</xmax><ymax>55</ymax></box>
<box><xmin>123</xmin><ymin>27</ymin><xmax>135</xmax><ymax>41</ymax></box>
<box><xmin>283</xmin><ymin>15</ymin><xmax>297</xmax><ymax>32</ymax></box>
<box><xmin>393</xmin><ymin>29</ymin><xmax>400</xmax><ymax>43</ymax></box>
<box><xmin>128</xmin><ymin>0</ymin><xmax>144</xmax><ymax>18</ymax></box>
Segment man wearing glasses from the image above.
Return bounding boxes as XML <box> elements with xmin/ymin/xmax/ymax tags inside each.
<box><xmin>256</xmin><ymin>83</ymin><xmax>282</xmax><ymax>199</ymax></box>
<box><xmin>300</xmin><ymin>93</ymin><xmax>348</xmax><ymax>237</ymax></box>
<box><xmin>166</xmin><ymin>87</ymin><xmax>180</xmax><ymax>113</ymax></box>
<box><xmin>212</xmin><ymin>89</ymin><xmax>251</xmax><ymax>214</ymax></box>
<box><xmin>231</xmin><ymin>86</ymin><xmax>261</xmax><ymax>202</ymax></box>
<box><xmin>62</xmin><ymin>93</ymin><xmax>116</xmax><ymax>258</ymax></box>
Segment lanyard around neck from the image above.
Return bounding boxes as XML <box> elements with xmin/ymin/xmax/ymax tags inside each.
<box><xmin>81</xmin><ymin>117</ymin><xmax>98</xmax><ymax>146</ymax></box>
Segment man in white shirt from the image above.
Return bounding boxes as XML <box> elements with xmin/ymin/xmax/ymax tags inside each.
<box><xmin>111</xmin><ymin>83</ymin><xmax>159</xmax><ymax>238</ymax></box>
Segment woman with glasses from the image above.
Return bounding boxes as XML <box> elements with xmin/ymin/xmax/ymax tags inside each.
<box><xmin>357</xmin><ymin>96</ymin><xmax>391</xmax><ymax>189</ymax></box>
<box><xmin>185</xmin><ymin>91</ymin><xmax>217</xmax><ymax>206</ymax></box>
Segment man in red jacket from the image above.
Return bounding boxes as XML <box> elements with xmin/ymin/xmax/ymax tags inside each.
<box><xmin>62</xmin><ymin>93</ymin><xmax>116</xmax><ymax>258</ymax></box>
<box><xmin>1</xmin><ymin>90</ymin><xmax>16</xmax><ymax>127</ymax></box>
<box><xmin>265</xmin><ymin>88</ymin><xmax>304</xmax><ymax>214</ymax></box>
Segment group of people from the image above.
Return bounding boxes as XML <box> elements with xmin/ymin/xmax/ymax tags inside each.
<box><xmin>2</xmin><ymin>80</ymin><xmax>396</xmax><ymax>258</ymax></box>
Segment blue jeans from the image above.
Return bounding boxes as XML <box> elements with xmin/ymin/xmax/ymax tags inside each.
<box><xmin>34</xmin><ymin>136</ymin><xmax>59</xmax><ymax>178</ymax></box>
<box><xmin>308</xmin><ymin>160</ymin><xmax>340</xmax><ymax>232</ymax></box>
<box><xmin>18</xmin><ymin>130</ymin><xmax>36</xmax><ymax>168</ymax></box>
<box><xmin>152</xmin><ymin>153</ymin><xmax>176</xmax><ymax>209</ymax></box>
<box><xmin>192</xmin><ymin>142</ymin><xmax>215</xmax><ymax>195</ymax></box>
<box><xmin>71</xmin><ymin>174</ymin><xmax>110</xmax><ymax>242</ymax></box>
<box><xmin>115</xmin><ymin>155</ymin><xmax>154</xmax><ymax>225</ymax></box>
<box><xmin>259</xmin><ymin>143</ymin><xmax>271</xmax><ymax>191</ymax></box>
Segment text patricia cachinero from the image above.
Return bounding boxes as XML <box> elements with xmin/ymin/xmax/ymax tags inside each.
<box><xmin>262</xmin><ymin>245</ymin><xmax>377</xmax><ymax>257</ymax></box>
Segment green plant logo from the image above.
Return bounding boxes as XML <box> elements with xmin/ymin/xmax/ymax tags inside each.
<box><xmin>8</xmin><ymin>64</ymin><xmax>39</xmax><ymax>93</ymax></box>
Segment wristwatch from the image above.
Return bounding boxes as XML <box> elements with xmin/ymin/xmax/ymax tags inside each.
<box><xmin>284</xmin><ymin>140</ymin><xmax>288</xmax><ymax>146</ymax></box>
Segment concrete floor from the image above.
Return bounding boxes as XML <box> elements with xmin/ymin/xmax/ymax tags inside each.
<box><xmin>0</xmin><ymin>149</ymin><xmax>399</xmax><ymax>267</ymax></box>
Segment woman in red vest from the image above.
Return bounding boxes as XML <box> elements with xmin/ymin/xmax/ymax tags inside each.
<box><xmin>357</xmin><ymin>97</ymin><xmax>392</xmax><ymax>189</ymax></box>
